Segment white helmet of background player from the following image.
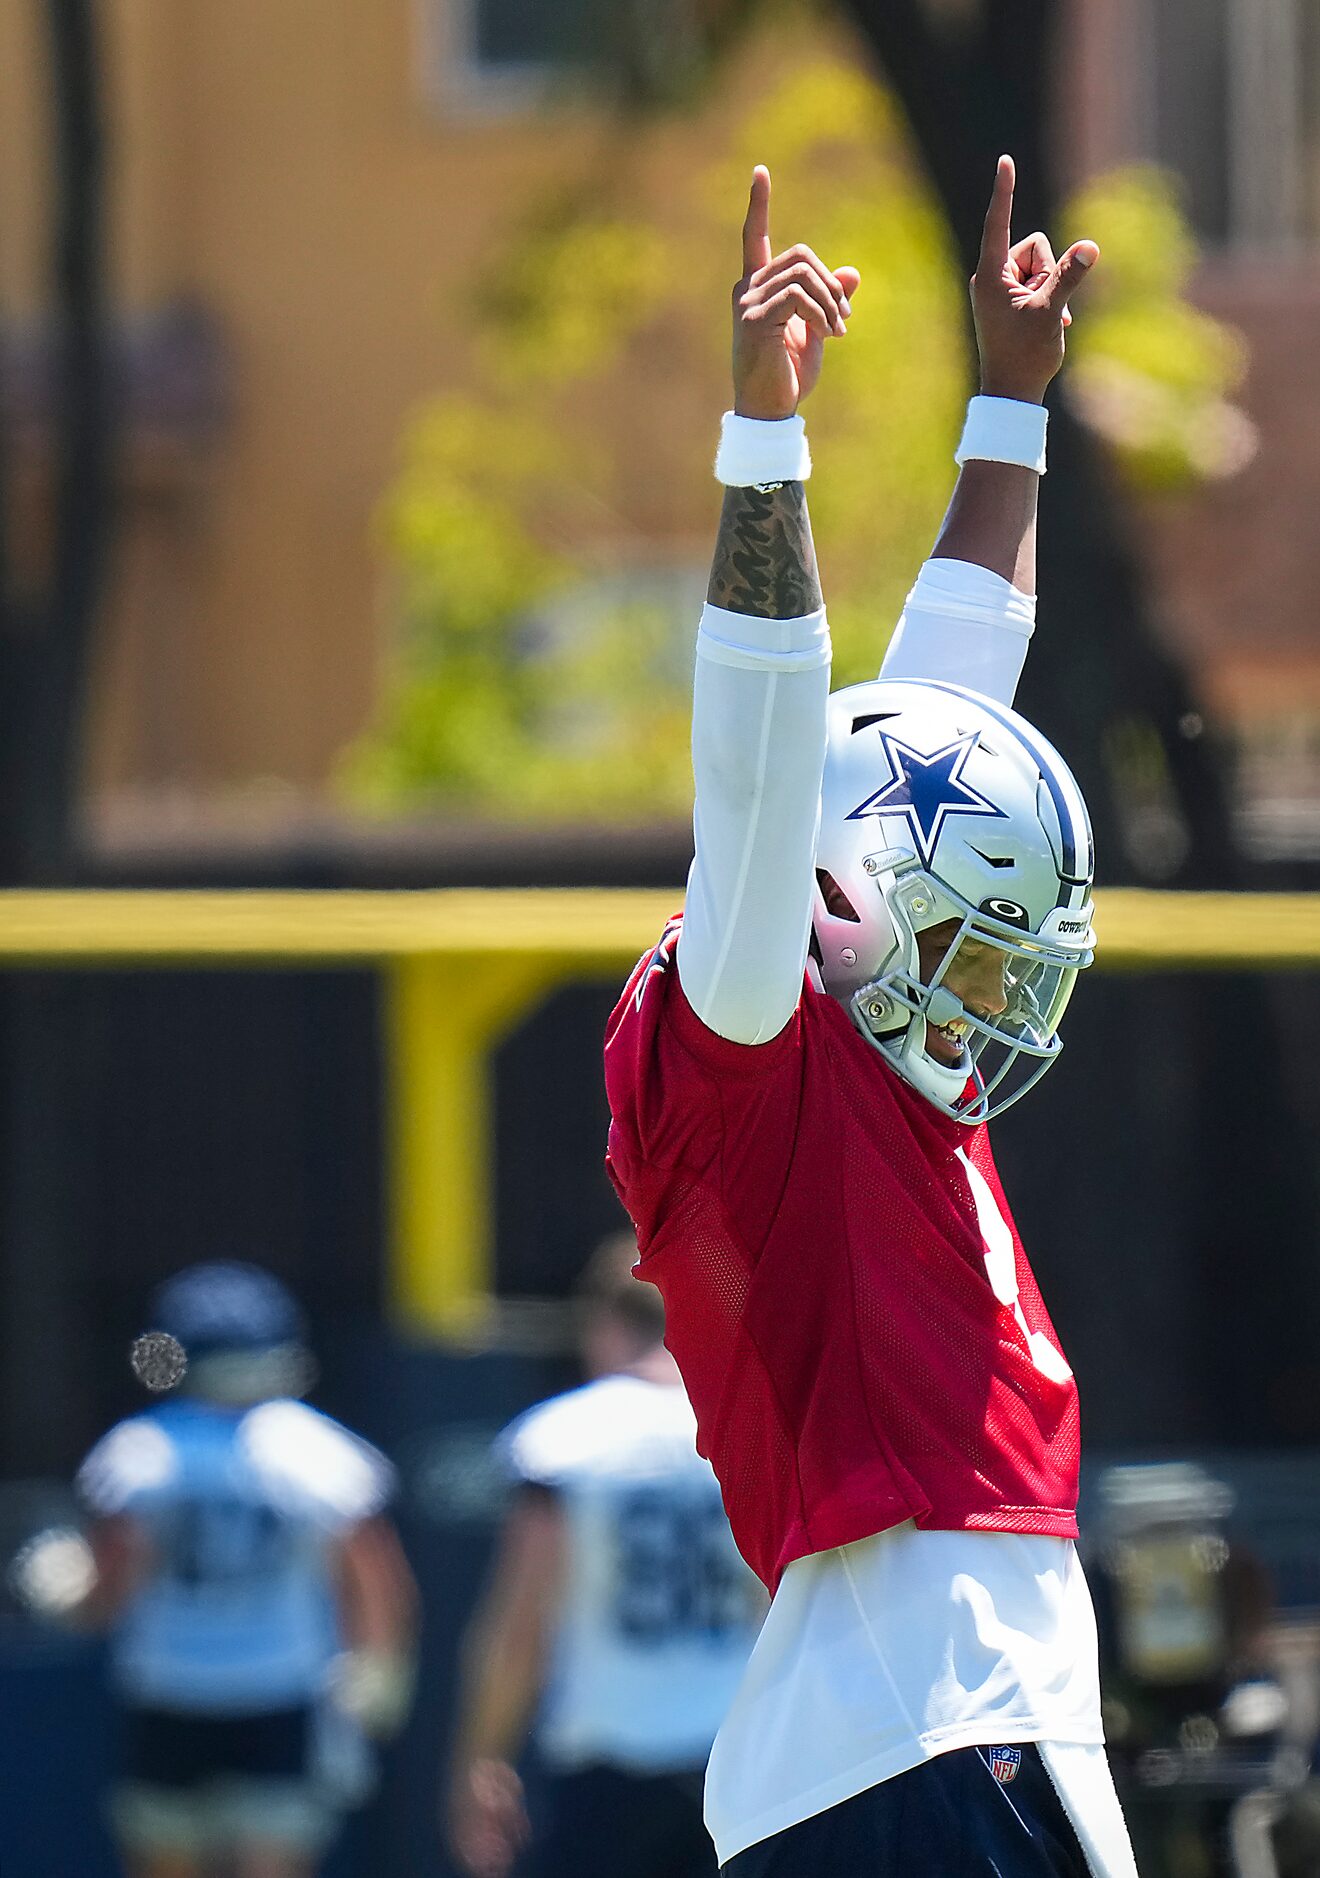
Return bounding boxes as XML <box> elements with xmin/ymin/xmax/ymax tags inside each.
<box><xmin>811</xmin><ymin>678</ymin><xmax>1095</xmax><ymax>1122</ymax></box>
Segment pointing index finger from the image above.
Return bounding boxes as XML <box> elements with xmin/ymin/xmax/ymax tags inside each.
<box><xmin>977</xmin><ymin>154</ymin><xmax>1015</xmax><ymax>277</ymax></box>
<box><xmin>742</xmin><ymin>166</ymin><xmax>772</xmax><ymax>278</ymax></box>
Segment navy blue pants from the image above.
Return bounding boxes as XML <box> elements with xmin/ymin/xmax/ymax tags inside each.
<box><xmin>121</xmin><ymin>1703</ymin><xmax>313</xmax><ymax>1786</ymax></box>
<box><xmin>722</xmin><ymin>1745</ymin><xmax>1091</xmax><ymax>1877</ymax></box>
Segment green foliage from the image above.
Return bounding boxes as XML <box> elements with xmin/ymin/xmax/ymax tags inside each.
<box><xmin>345</xmin><ymin>54</ymin><xmax>964</xmax><ymax>821</ymax></box>
<box><xmin>1061</xmin><ymin>168</ymin><xmax>1255</xmax><ymax>490</ymax></box>
<box><xmin>478</xmin><ymin>209</ymin><xmax>673</xmax><ymax>390</ymax></box>
<box><xmin>344</xmin><ymin>79</ymin><xmax>1252</xmax><ymax>823</ymax></box>
<box><xmin>340</xmin><ymin>394</ymin><xmax>572</xmax><ymax>808</ymax></box>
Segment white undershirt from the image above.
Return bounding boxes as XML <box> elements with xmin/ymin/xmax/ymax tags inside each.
<box><xmin>705</xmin><ymin>1526</ymin><xmax>1103</xmax><ymax>1864</ymax></box>
<box><xmin>680</xmin><ymin>559</ymin><xmax>1129</xmax><ymax>1874</ymax></box>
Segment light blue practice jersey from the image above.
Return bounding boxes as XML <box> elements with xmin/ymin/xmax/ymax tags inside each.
<box><xmin>78</xmin><ymin>1397</ymin><xmax>392</xmax><ymax>1713</ymax></box>
<box><xmin>502</xmin><ymin>1375</ymin><xmax>764</xmax><ymax>1775</ymax></box>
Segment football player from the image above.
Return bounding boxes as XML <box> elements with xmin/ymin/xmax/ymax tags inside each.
<box><xmin>604</xmin><ymin>158</ymin><xmax>1140</xmax><ymax>1877</ymax></box>
<box><xmin>59</xmin><ymin>1263</ymin><xmax>417</xmax><ymax>1878</ymax></box>
<box><xmin>446</xmin><ymin>1234</ymin><xmax>764</xmax><ymax>1878</ymax></box>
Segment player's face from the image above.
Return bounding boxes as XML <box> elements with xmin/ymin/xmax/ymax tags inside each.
<box><xmin>915</xmin><ymin>919</ymin><xmax>1010</xmax><ymax>1066</ymax></box>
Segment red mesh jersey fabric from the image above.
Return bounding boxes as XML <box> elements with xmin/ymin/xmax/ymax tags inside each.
<box><xmin>604</xmin><ymin>919</ymin><xmax>1080</xmax><ymax>1594</ymax></box>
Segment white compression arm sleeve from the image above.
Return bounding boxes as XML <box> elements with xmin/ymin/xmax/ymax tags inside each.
<box><xmin>878</xmin><ymin>557</ymin><xmax>1035</xmax><ymax>706</ymax></box>
<box><xmin>678</xmin><ymin>602</ymin><xmax>831</xmax><ymax>1045</ymax></box>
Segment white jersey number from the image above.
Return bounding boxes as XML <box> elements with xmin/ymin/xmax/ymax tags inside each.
<box><xmin>612</xmin><ymin>1487</ymin><xmax>750</xmax><ymax>1646</ymax></box>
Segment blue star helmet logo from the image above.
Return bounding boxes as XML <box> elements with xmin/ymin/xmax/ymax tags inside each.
<box><xmin>846</xmin><ymin>730</ymin><xmax>1005</xmax><ymax>867</ymax></box>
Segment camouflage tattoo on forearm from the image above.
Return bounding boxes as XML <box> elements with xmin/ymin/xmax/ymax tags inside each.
<box><xmin>706</xmin><ymin>482</ymin><xmax>822</xmax><ymax>619</ymax></box>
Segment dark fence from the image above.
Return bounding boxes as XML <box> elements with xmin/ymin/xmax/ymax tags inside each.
<box><xmin>3</xmin><ymin>945</ymin><xmax>1320</xmax><ymax>1872</ymax></box>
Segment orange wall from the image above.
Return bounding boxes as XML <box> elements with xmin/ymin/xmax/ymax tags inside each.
<box><xmin>3</xmin><ymin>0</ymin><xmax>720</xmax><ymax>833</ymax></box>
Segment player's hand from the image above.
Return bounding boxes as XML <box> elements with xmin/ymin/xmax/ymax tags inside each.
<box><xmin>326</xmin><ymin>1646</ymin><xmax>416</xmax><ymax>1739</ymax></box>
<box><xmin>448</xmin><ymin>1757</ymin><xmax>530</xmax><ymax>1878</ymax></box>
<box><xmin>972</xmin><ymin>155</ymin><xmax>1099</xmax><ymax>406</ymax></box>
<box><xmin>732</xmin><ymin>166</ymin><xmax>860</xmax><ymax>420</ymax></box>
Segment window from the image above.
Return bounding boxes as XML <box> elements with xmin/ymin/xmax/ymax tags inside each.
<box><xmin>1139</xmin><ymin>0</ymin><xmax>1320</xmax><ymax>248</ymax></box>
<box><xmin>414</xmin><ymin>0</ymin><xmax>700</xmax><ymax>117</ymax></box>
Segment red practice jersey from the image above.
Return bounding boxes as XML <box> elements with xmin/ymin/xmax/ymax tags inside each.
<box><xmin>605</xmin><ymin>917</ymin><xmax>1080</xmax><ymax>1595</ymax></box>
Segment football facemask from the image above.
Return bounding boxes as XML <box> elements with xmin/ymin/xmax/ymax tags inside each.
<box><xmin>813</xmin><ymin>678</ymin><xmax>1095</xmax><ymax>1123</ymax></box>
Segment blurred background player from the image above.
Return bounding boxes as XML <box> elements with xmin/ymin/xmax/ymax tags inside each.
<box><xmin>1090</xmin><ymin>1463</ymin><xmax>1289</xmax><ymax>1878</ymax></box>
<box><xmin>27</xmin><ymin>1260</ymin><xmax>418</xmax><ymax>1878</ymax></box>
<box><xmin>446</xmin><ymin>1233</ymin><xmax>764</xmax><ymax>1878</ymax></box>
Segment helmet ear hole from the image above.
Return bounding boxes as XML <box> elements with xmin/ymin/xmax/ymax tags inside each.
<box><xmin>816</xmin><ymin>870</ymin><xmax>861</xmax><ymax>923</ymax></box>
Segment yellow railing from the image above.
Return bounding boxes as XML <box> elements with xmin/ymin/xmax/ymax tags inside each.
<box><xmin>2</xmin><ymin>887</ymin><xmax>1318</xmax><ymax>1337</ymax></box>
<box><xmin>1</xmin><ymin>887</ymin><xmax>1319</xmax><ymax>965</ymax></box>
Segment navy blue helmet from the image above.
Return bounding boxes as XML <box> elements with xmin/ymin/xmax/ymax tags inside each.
<box><xmin>149</xmin><ymin>1262</ymin><xmax>306</xmax><ymax>1362</ymax></box>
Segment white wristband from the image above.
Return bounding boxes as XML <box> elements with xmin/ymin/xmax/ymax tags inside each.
<box><xmin>714</xmin><ymin>412</ymin><xmax>811</xmax><ymax>487</ymax></box>
<box><xmin>955</xmin><ymin>395</ymin><xmax>1048</xmax><ymax>474</ymax></box>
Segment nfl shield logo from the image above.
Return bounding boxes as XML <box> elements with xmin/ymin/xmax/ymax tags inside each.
<box><xmin>989</xmin><ymin>1746</ymin><xmax>1022</xmax><ymax>1784</ymax></box>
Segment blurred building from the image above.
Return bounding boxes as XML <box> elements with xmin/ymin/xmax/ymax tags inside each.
<box><xmin>2</xmin><ymin>0</ymin><xmax>1320</xmax><ymax>865</ymax></box>
<box><xmin>1074</xmin><ymin>0</ymin><xmax>1320</xmax><ymax>863</ymax></box>
<box><xmin>0</xmin><ymin>0</ymin><xmax>722</xmax><ymax>866</ymax></box>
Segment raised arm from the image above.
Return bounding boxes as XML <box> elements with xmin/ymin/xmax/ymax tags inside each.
<box><xmin>678</xmin><ymin>170</ymin><xmax>858</xmax><ymax>1044</ymax></box>
<box><xmin>881</xmin><ymin>156</ymin><xmax>1099</xmax><ymax>705</ymax></box>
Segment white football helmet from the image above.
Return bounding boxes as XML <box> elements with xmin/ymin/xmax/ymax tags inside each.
<box><xmin>811</xmin><ymin>678</ymin><xmax>1095</xmax><ymax>1122</ymax></box>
